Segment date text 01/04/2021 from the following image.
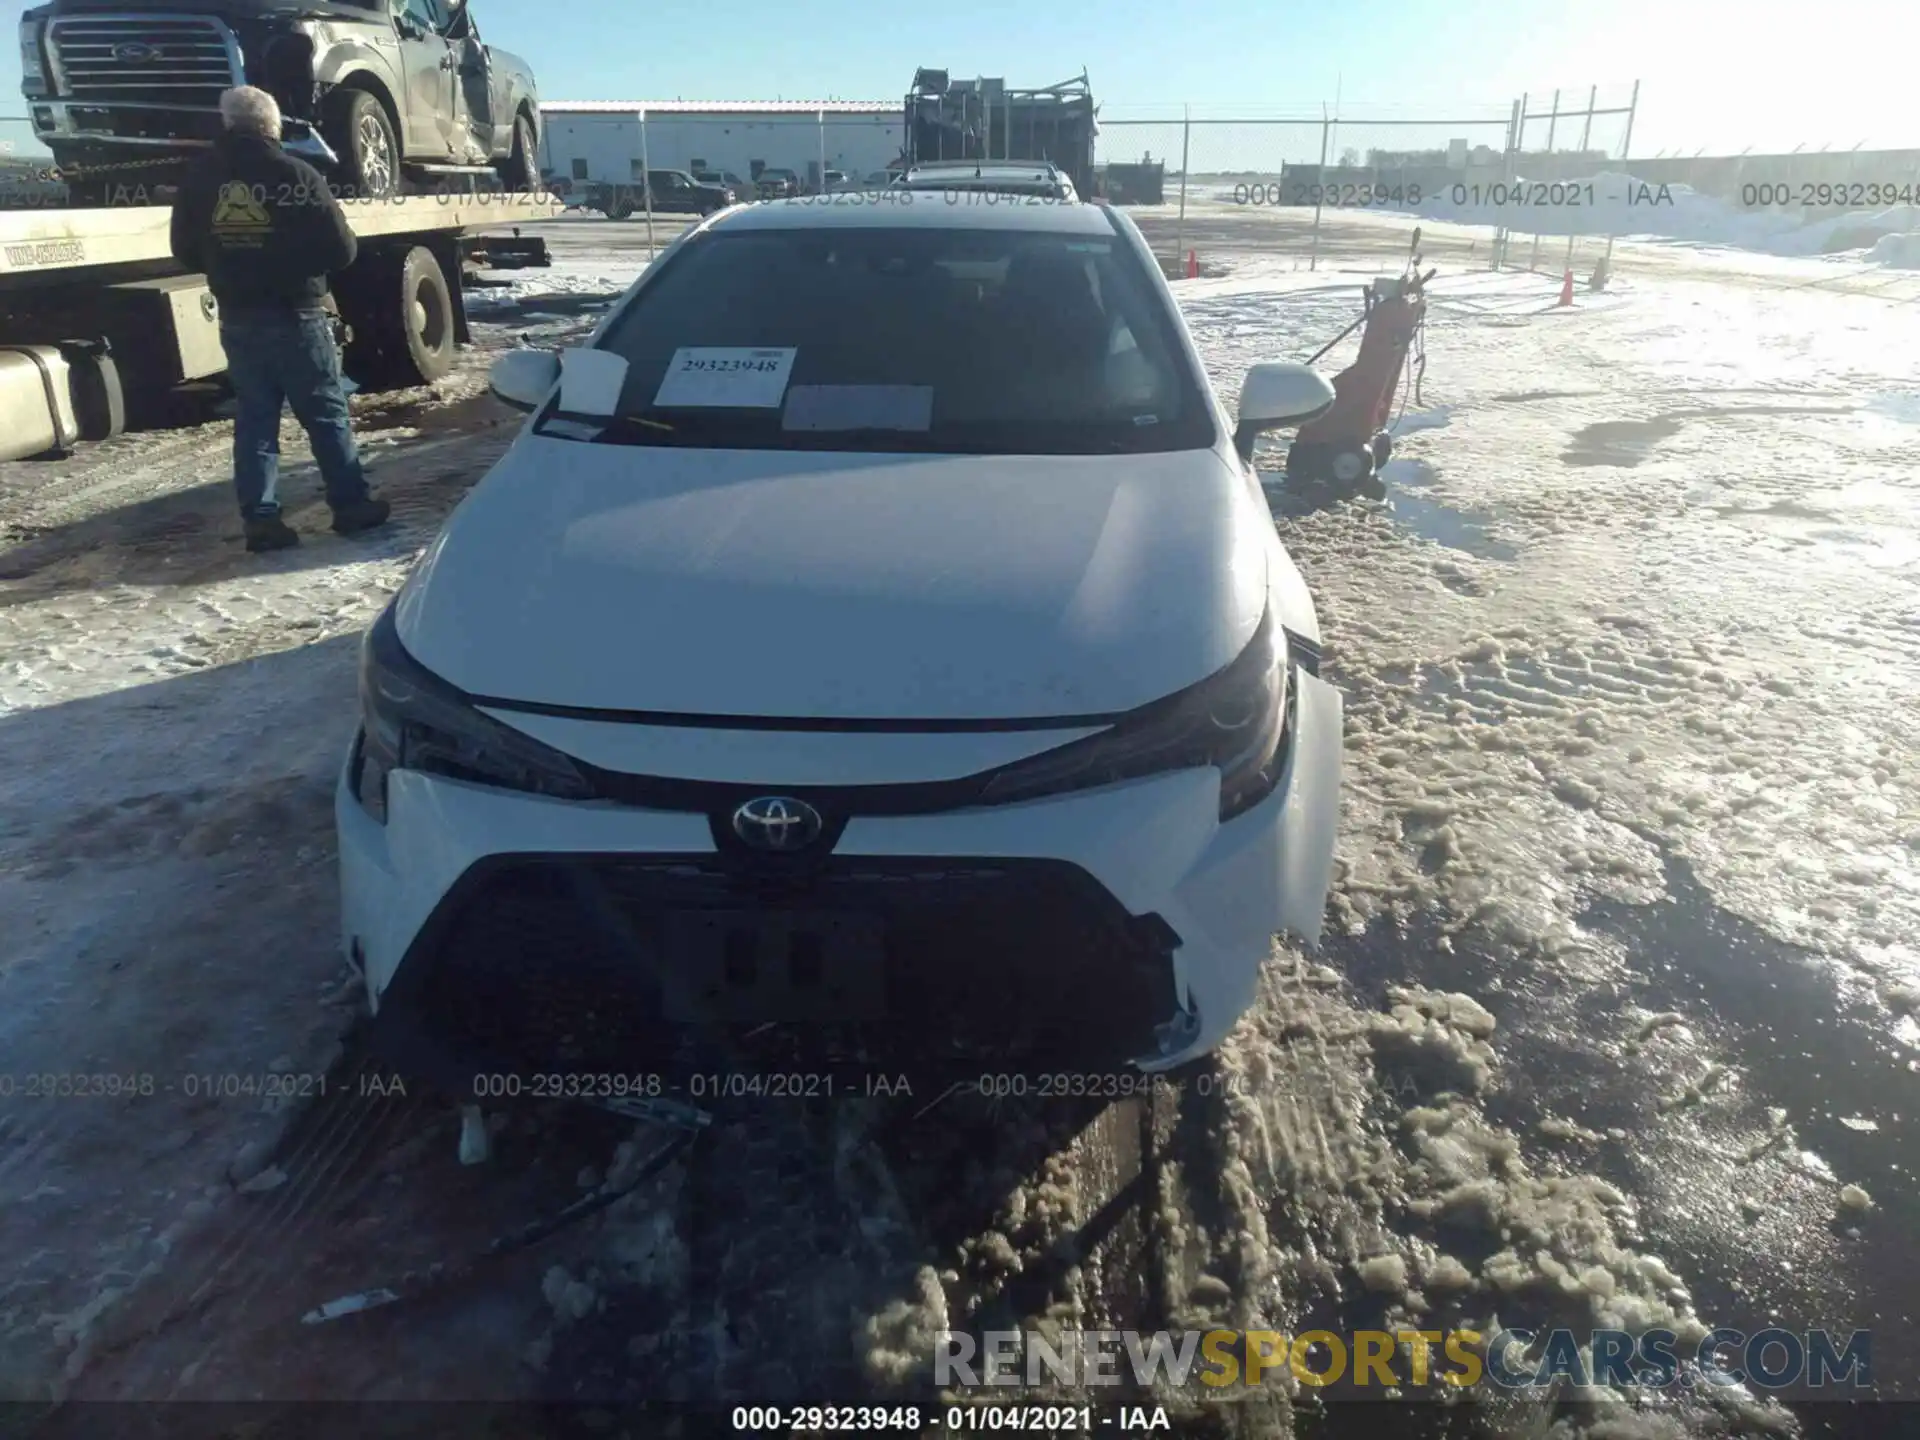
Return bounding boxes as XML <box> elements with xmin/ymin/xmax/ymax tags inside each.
<box><xmin>0</xmin><ymin>1072</ymin><xmax>371</xmax><ymax>1101</ymax></box>
<box><xmin>728</xmin><ymin>1403</ymin><xmax>1175</xmax><ymax>1432</ymax></box>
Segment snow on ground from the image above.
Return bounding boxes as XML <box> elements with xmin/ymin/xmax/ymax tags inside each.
<box><xmin>0</xmin><ymin>303</ymin><xmax>611</xmax><ymax>1402</ymax></box>
<box><xmin>1</xmin><ymin>221</ymin><xmax>1915</xmax><ymax>1425</ymax></box>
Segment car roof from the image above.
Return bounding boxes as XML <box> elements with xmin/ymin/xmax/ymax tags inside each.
<box><xmin>710</xmin><ymin>194</ymin><xmax>1115</xmax><ymax>235</ymax></box>
<box><xmin>904</xmin><ymin>160</ymin><xmax>1064</xmax><ymax>176</ymax></box>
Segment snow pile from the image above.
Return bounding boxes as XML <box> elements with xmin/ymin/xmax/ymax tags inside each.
<box><xmin>1866</xmin><ymin>231</ymin><xmax>1920</xmax><ymax>268</ymax></box>
<box><xmin>1368</xmin><ymin>985</ymin><xmax>1500</xmax><ymax>1096</ymax></box>
<box><xmin>860</xmin><ymin>1266</ymin><xmax>952</xmax><ymax>1387</ymax></box>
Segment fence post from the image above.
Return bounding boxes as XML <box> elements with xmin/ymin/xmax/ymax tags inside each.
<box><xmin>1530</xmin><ymin>89</ymin><xmax>1559</xmax><ymax>272</ymax></box>
<box><xmin>818</xmin><ymin>108</ymin><xmax>827</xmax><ymax>192</ymax></box>
<box><xmin>1565</xmin><ymin>84</ymin><xmax>1597</xmax><ymax>274</ymax></box>
<box><xmin>639</xmin><ymin>107</ymin><xmax>655</xmax><ymax>260</ymax></box>
<box><xmin>1495</xmin><ymin>93</ymin><xmax>1524</xmax><ymax>269</ymax></box>
<box><xmin>1174</xmin><ymin>105</ymin><xmax>1190</xmax><ymax>277</ymax></box>
<box><xmin>1309</xmin><ymin>106</ymin><xmax>1330</xmax><ymax>273</ymax></box>
<box><xmin>1601</xmin><ymin>80</ymin><xmax>1640</xmax><ymax>280</ymax></box>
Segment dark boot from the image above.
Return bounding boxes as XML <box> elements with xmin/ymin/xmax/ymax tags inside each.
<box><xmin>330</xmin><ymin>497</ymin><xmax>391</xmax><ymax>535</ymax></box>
<box><xmin>243</xmin><ymin>512</ymin><xmax>301</xmax><ymax>553</ymax></box>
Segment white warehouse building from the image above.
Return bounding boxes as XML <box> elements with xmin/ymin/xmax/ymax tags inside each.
<box><xmin>539</xmin><ymin>101</ymin><xmax>904</xmax><ymax>193</ymax></box>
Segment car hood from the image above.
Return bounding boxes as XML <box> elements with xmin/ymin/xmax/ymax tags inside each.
<box><xmin>396</xmin><ymin>436</ymin><xmax>1268</xmax><ymax>722</ymax></box>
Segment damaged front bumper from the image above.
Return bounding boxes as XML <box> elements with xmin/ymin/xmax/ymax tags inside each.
<box><xmin>35</xmin><ymin>102</ymin><xmax>337</xmax><ymax>168</ymax></box>
<box><xmin>335</xmin><ymin>672</ymin><xmax>1344</xmax><ymax>1094</ymax></box>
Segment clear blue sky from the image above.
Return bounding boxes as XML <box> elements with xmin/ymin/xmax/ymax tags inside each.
<box><xmin>4</xmin><ymin>0</ymin><xmax>1910</xmax><ymax>163</ymax></box>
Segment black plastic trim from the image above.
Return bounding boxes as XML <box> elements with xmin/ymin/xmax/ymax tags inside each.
<box><xmin>368</xmin><ymin>850</ymin><xmax>1187</xmax><ymax>1094</ymax></box>
<box><xmin>473</xmin><ymin>692</ymin><xmax>1128</xmax><ymax>733</ymax></box>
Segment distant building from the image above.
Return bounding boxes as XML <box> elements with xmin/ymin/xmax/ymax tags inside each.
<box><xmin>540</xmin><ymin>101</ymin><xmax>902</xmax><ymax>194</ymax></box>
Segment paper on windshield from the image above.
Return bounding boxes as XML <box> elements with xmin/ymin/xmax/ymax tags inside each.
<box><xmin>782</xmin><ymin>384</ymin><xmax>934</xmax><ymax>432</ymax></box>
<box><xmin>652</xmin><ymin>347</ymin><xmax>797</xmax><ymax>408</ymax></box>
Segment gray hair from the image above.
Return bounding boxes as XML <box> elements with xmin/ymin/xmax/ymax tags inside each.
<box><xmin>219</xmin><ymin>86</ymin><xmax>281</xmax><ymax>138</ymax></box>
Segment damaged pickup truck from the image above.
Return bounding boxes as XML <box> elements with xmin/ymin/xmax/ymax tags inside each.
<box><xmin>19</xmin><ymin>0</ymin><xmax>541</xmax><ymax>203</ymax></box>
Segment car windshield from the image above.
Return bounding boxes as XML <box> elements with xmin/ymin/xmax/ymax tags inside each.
<box><xmin>566</xmin><ymin>226</ymin><xmax>1212</xmax><ymax>456</ymax></box>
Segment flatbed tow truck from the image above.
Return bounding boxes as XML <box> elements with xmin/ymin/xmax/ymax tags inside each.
<box><xmin>0</xmin><ymin>187</ymin><xmax>562</xmax><ymax>461</ymax></box>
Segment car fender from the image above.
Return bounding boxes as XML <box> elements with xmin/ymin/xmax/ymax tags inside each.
<box><xmin>314</xmin><ymin>55</ymin><xmax>407</xmax><ymax>151</ymax></box>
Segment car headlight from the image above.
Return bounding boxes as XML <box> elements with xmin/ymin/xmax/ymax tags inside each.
<box><xmin>979</xmin><ymin>608</ymin><xmax>1291</xmax><ymax>820</ymax></box>
<box><xmin>20</xmin><ymin>20</ymin><xmax>46</xmax><ymax>91</ymax></box>
<box><xmin>351</xmin><ymin>603</ymin><xmax>595</xmax><ymax>822</ymax></box>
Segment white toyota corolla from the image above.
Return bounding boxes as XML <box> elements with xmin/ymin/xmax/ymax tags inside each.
<box><xmin>337</xmin><ymin>195</ymin><xmax>1343</xmax><ymax>1092</ymax></box>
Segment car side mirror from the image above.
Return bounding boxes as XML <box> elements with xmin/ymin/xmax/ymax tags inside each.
<box><xmin>488</xmin><ymin>348</ymin><xmax>560</xmax><ymax>412</ymax></box>
<box><xmin>1233</xmin><ymin>361</ymin><xmax>1336</xmax><ymax>462</ymax></box>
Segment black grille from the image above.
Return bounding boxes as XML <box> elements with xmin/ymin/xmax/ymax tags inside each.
<box><xmin>373</xmin><ymin>854</ymin><xmax>1182</xmax><ymax>1094</ymax></box>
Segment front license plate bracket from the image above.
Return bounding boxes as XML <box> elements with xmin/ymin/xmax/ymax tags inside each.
<box><xmin>661</xmin><ymin>910</ymin><xmax>886</xmax><ymax>1023</ymax></box>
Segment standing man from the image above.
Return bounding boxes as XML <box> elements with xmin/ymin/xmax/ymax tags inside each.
<box><xmin>170</xmin><ymin>86</ymin><xmax>389</xmax><ymax>553</ymax></box>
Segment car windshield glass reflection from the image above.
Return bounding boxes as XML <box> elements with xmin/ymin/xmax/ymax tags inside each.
<box><xmin>553</xmin><ymin>227</ymin><xmax>1211</xmax><ymax>456</ymax></box>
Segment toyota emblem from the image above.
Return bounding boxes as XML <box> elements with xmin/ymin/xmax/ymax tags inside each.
<box><xmin>113</xmin><ymin>42</ymin><xmax>160</xmax><ymax>62</ymax></box>
<box><xmin>731</xmin><ymin>795</ymin><xmax>823</xmax><ymax>852</ymax></box>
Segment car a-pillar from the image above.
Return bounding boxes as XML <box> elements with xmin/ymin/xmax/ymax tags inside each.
<box><xmin>335</xmin><ymin>237</ymin><xmax>465</xmax><ymax>390</ymax></box>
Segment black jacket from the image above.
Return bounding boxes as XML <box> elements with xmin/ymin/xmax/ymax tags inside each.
<box><xmin>170</xmin><ymin>133</ymin><xmax>358</xmax><ymax>315</ymax></box>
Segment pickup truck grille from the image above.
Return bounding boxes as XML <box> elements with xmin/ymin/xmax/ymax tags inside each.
<box><xmin>49</xmin><ymin>14</ymin><xmax>242</xmax><ymax>109</ymax></box>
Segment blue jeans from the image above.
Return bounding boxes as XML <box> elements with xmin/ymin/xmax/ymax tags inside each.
<box><xmin>221</xmin><ymin>310</ymin><xmax>369</xmax><ymax>519</ymax></box>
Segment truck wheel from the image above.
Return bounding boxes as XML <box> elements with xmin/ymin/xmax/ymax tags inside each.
<box><xmin>324</xmin><ymin>90</ymin><xmax>399</xmax><ymax>200</ymax></box>
<box><xmin>398</xmin><ymin>246</ymin><xmax>456</xmax><ymax>383</ymax></box>
<box><xmin>69</xmin><ymin>349</ymin><xmax>126</xmax><ymax>443</ymax></box>
<box><xmin>340</xmin><ymin>245</ymin><xmax>455</xmax><ymax>388</ymax></box>
<box><xmin>495</xmin><ymin>113</ymin><xmax>537</xmax><ymax>193</ymax></box>
<box><xmin>605</xmin><ymin>195</ymin><xmax>634</xmax><ymax>221</ymax></box>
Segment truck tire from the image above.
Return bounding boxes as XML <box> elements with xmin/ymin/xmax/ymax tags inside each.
<box><xmin>396</xmin><ymin>245</ymin><xmax>456</xmax><ymax>384</ymax></box>
<box><xmin>495</xmin><ymin>113</ymin><xmax>537</xmax><ymax>193</ymax></box>
<box><xmin>323</xmin><ymin>90</ymin><xmax>400</xmax><ymax>200</ymax></box>
<box><xmin>339</xmin><ymin>245</ymin><xmax>455</xmax><ymax>389</ymax></box>
<box><xmin>605</xmin><ymin>193</ymin><xmax>634</xmax><ymax>221</ymax></box>
<box><xmin>68</xmin><ymin>349</ymin><xmax>126</xmax><ymax>443</ymax></box>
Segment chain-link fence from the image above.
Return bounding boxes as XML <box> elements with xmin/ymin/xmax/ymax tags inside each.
<box><xmin>0</xmin><ymin>81</ymin><xmax>1647</xmax><ymax>291</ymax></box>
<box><xmin>1095</xmin><ymin>84</ymin><xmax>1643</xmax><ymax>285</ymax></box>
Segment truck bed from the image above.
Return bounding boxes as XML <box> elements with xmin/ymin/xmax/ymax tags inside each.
<box><xmin>0</xmin><ymin>192</ymin><xmax>563</xmax><ymax>286</ymax></box>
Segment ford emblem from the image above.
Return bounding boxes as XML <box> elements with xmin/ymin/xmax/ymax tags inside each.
<box><xmin>113</xmin><ymin>42</ymin><xmax>159</xmax><ymax>62</ymax></box>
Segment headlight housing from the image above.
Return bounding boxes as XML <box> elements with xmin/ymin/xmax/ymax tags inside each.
<box><xmin>351</xmin><ymin>603</ymin><xmax>595</xmax><ymax>823</ymax></box>
<box><xmin>20</xmin><ymin>20</ymin><xmax>46</xmax><ymax>93</ymax></box>
<box><xmin>979</xmin><ymin>608</ymin><xmax>1291</xmax><ymax>820</ymax></box>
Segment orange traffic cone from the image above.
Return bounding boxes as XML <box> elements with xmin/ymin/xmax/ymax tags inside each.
<box><xmin>1558</xmin><ymin>268</ymin><xmax>1575</xmax><ymax>306</ymax></box>
<box><xmin>1187</xmin><ymin>249</ymin><xmax>1199</xmax><ymax>279</ymax></box>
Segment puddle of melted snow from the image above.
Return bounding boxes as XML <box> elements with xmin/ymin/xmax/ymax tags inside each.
<box><xmin>1867</xmin><ymin>391</ymin><xmax>1920</xmax><ymax>425</ymax></box>
<box><xmin>1263</xmin><ymin>456</ymin><xmax>1517</xmax><ymax>560</ymax></box>
<box><xmin>1378</xmin><ymin>457</ymin><xmax>1518</xmax><ymax>560</ymax></box>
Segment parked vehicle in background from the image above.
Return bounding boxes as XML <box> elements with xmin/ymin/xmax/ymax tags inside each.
<box><xmin>645</xmin><ymin>168</ymin><xmax>734</xmax><ymax>213</ymax></box>
<box><xmin>820</xmin><ymin>168</ymin><xmax>852</xmax><ymax>193</ymax></box>
<box><xmin>18</xmin><ymin>0</ymin><xmax>541</xmax><ymax>204</ymax></box>
<box><xmin>755</xmin><ymin>167</ymin><xmax>800</xmax><ymax>199</ymax></box>
<box><xmin>567</xmin><ymin>168</ymin><xmax>732</xmax><ymax>220</ymax></box>
<box><xmin>893</xmin><ymin>160</ymin><xmax>1079</xmax><ymax>201</ymax></box>
<box><xmin>693</xmin><ymin>168</ymin><xmax>750</xmax><ymax>195</ymax></box>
